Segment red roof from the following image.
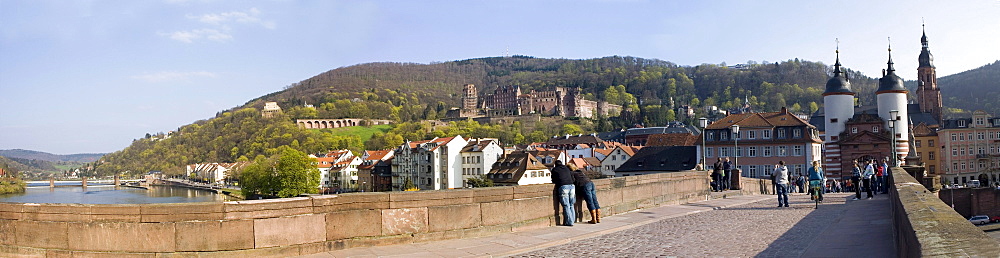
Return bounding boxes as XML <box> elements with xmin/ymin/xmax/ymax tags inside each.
<box><xmin>706</xmin><ymin>108</ymin><xmax>813</xmax><ymax>130</ymax></box>
<box><xmin>364</xmin><ymin>150</ymin><xmax>391</xmax><ymax>161</ymax></box>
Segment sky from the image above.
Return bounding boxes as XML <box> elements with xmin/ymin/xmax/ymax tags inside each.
<box><xmin>1</xmin><ymin>0</ymin><xmax>999</xmax><ymax>155</ymax></box>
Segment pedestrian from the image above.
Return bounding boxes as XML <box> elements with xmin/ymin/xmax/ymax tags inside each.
<box><xmin>573</xmin><ymin>169</ymin><xmax>601</xmax><ymax>224</ymax></box>
<box><xmin>550</xmin><ymin>160</ymin><xmax>576</xmax><ymax>226</ymax></box>
<box><xmin>862</xmin><ymin>160</ymin><xmax>875</xmax><ymax>199</ymax></box>
<box><xmin>773</xmin><ymin>161</ymin><xmax>789</xmax><ymax>207</ymax></box>
<box><xmin>851</xmin><ymin>161</ymin><xmax>862</xmax><ymax>200</ymax></box>
<box><xmin>808</xmin><ymin>160</ymin><xmax>824</xmax><ymax>202</ymax></box>
<box><xmin>712</xmin><ymin>158</ymin><xmax>724</xmax><ymax>192</ymax></box>
<box><xmin>797</xmin><ymin>173</ymin><xmax>806</xmax><ymax>193</ymax></box>
<box><xmin>880</xmin><ymin>159</ymin><xmax>890</xmax><ymax>194</ymax></box>
<box><xmin>722</xmin><ymin>157</ymin><xmax>732</xmax><ymax>190</ymax></box>
<box><xmin>789</xmin><ymin>175</ymin><xmax>798</xmax><ymax>194</ymax></box>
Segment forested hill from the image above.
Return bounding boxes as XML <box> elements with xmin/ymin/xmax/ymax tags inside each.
<box><xmin>244</xmin><ymin>56</ymin><xmax>883</xmax><ymax>122</ymax></box>
<box><xmin>938</xmin><ymin>60</ymin><xmax>1000</xmax><ymax>116</ymax></box>
<box><xmin>0</xmin><ymin>149</ymin><xmax>104</xmax><ymax>163</ymax></box>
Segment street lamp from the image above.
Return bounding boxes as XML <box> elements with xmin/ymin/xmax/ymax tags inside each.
<box><xmin>731</xmin><ymin>124</ymin><xmax>740</xmax><ymax>176</ymax></box>
<box><xmin>888</xmin><ymin>110</ymin><xmax>898</xmax><ymax>167</ymax></box>
<box><xmin>699</xmin><ymin>118</ymin><xmax>708</xmax><ymax>171</ymax></box>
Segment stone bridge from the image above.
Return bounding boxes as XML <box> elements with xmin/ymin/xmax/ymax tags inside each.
<box><xmin>296</xmin><ymin>119</ymin><xmax>392</xmax><ymax>129</ymax></box>
<box><xmin>0</xmin><ymin>168</ymin><xmax>996</xmax><ymax>257</ymax></box>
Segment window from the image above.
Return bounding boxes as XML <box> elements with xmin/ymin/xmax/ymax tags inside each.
<box><xmin>763</xmin><ymin>146</ymin><xmax>773</xmax><ymax>157</ymax></box>
<box><xmin>968</xmin><ymin>133</ymin><xmax>973</xmax><ymax>141</ymax></box>
<box><xmin>960</xmin><ymin>148</ymin><xmax>966</xmax><ymax>156</ymax></box>
<box><xmin>830</xmin><ymin>118</ymin><xmax>838</xmax><ymax>123</ymax></box>
<box><xmin>734</xmin><ymin>131</ymin><xmax>741</xmax><ymax>140</ymax></box>
<box><xmin>980</xmin><ymin>161</ymin><xmax>987</xmax><ymax>169</ymax></box>
<box><xmin>951</xmin><ymin>133</ymin><xmax>957</xmax><ymax>141</ymax></box>
<box><xmin>976</xmin><ymin>117</ymin><xmax>985</xmax><ymax>125</ymax></box>
<box><xmin>794</xmin><ymin>164</ymin><xmax>803</xmax><ymax>175</ymax></box>
<box><xmin>969</xmin><ymin>147</ymin><xmax>974</xmax><ymax>156</ymax></box>
<box><xmin>952</xmin><ymin>163</ymin><xmax>958</xmax><ymax>170</ymax></box>
<box><xmin>979</xmin><ymin>147</ymin><xmax>986</xmax><ymax>155</ymax></box>
<box><xmin>747</xmin><ymin>146</ymin><xmax>757</xmax><ymax>157</ymax></box>
<box><xmin>872</xmin><ymin>126</ymin><xmax>880</xmax><ymax>133</ymax></box>
<box><xmin>778</xmin><ymin>129</ymin><xmax>787</xmax><ymax>139</ymax></box>
<box><xmin>958</xmin><ymin>120</ymin><xmax>967</xmax><ymax>127</ymax></box>
<box><xmin>929</xmin><ymin>165</ymin><xmax>935</xmax><ymax>174</ymax></box>
<box><xmin>748</xmin><ymin>130</ymin><xmax>756</xmax><ymax>139</ymax></box>
<box><xmin>928</xmin><ymin>151</ymin><xmax>935</xmax><ymax>160</ymax></box>
<box><xmin>851</xmin><ymin>127</ymin><xmax>858</xmax><ymax>134</ymax></box>
<box><xmin>961</xmin><ymin>162</ymin><xmax>966</xmax><ymax>170</ymax></box>
<box><xmin>978</xmin><ymin>132</ymin><xmax>985</xmax><ymax>140</ymax></box>
<box><xmin>612</xmin><ymin>155</ymin><xmax>616</xmax><ymax>160</ymax></box>
<box><xmin>749</xmin><ymin>166</ymin><xmax>758</xmax><ymax>178</ymax></box>
<box><xmin>735</xmin><ymin>147</ymin><xmax>743</xmax><ymax>157</ymax></box>
<box><xmin>721</xmin><ymin>132</ymin><xmax>728</xmax><ymax>141</ymax></box>
<box><xmin>706</xmin><ymin>147</ymin><xmax>714</xmax><ymax>157</ymax></box>
<box><xmin>929</xmin><ymin>140</ymin><xmax>935</xmax><ymax>147</ymax></box>
<box><xmin>793</xmin><ymin>146</ymin><xmax>803</xmax><ymax>156</ymax></box>
<box><xmin>708</xmin><ymin>132</ymin><xmax>715</xmax><ymax>141</ymax></box>
<box><xmin>720</xmin><ymin>147</ymin><xmax>729</xmax><ymax>157</ymax></box>
<box><xmin>793</xmin><ymin>129</ymin><xmax>802</xmax><ymax>138</ymax></box>
<box><xmin>778</xmin><ymin>146</ymin><xmax>788</xmax><ymax>157</ymax></box>
<box><xmin>915</xmin><ymin>140</ymin><xmax>922</xmax><ymax>148</ymax></box>
<box><xmin>763</xmin><ymin>130</ymin><xmax>772</xmax><ymax>139</ymax></box>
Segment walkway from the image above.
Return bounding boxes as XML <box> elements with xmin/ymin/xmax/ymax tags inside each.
<box><xmin>300</xmin><ymin>191</ymin><xmax>895</xmax><ymax>257</ymax></box>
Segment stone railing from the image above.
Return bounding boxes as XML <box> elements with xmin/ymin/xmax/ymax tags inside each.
<box><xmin>889</xmin><ymin>167</ymin><xmax>1000</xmax><ymax>257</ymax></box>
<box><xmin>0</xmin><ymin>171</ymin><xmax>765</xmax><ymax>256</ymax></box>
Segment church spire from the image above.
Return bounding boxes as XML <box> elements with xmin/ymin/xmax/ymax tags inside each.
<box><xmin>833</xmin><ymin>38</ymin><xmax>843</xmax><ymax>75</ymax></box>
<box><xmin>886</xmin><ymin>37</ymin><xmax>895</xmax><ymax>73</ymax></box>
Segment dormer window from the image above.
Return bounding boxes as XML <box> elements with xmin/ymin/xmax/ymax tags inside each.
<box><xmin>958</xmin><ymin>120</ymin><xmax>967</xmax><ymax>127</ymax></box>
<box><xmin>851</xmin><ymin>127</ymin><xmax>858</xmax><ymax>134</ymax></box>
<box><xmin>872</xmin><ymin>126</ymin><xmax>879</xmax><ymax>133</ymax></box>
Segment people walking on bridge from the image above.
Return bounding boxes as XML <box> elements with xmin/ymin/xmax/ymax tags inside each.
<box><xmin>862</xmin><ymin>160</ymin><xmax>875</xmax><ymax>199</ymax></box>
<box><xmin>573</xmin><ymin>169</ymin><xmax>601</xmax><ymax>224</ymax></box>
<box><xmin>722</xmin><ymin>157</ymin><xmax>732</xmax><ymax>190</ymax></box>
<box><xmin>797</xmin><ymin>173</ymin><xmax>806</xmax><ymax>193</ymax></box>
<box><xmin>808</xmin><ymin>160</ymin><xmax>824</xmax><ymax>202</ymax></box>
<box><xmin>851</xmin><ymin>161</ymin><xmax>862</xmax><ymax>200</ymax></box>
<box><xmin>551</xmin><ymin>160</ymin><xmax>576</xmax><ymax>226</ymax></box>
<box><xmin>773</xmin><ymin>161</ymin><xmax>789</xmax><ymax>207</ymax></box>
<box><xmin>879</xmin><ymin>159</ymin><xmax>890</xmax><ymax>194</ymax></box>
<box><xmin>712</xmin><ymin>158</ymin><xmax>724</xmax><ymax>192</ymax></box>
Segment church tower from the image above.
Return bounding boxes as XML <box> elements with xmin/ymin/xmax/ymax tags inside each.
<box><xmin>916</xmin><ymin>24</ymin><xmax>943</xmax><ymax>123</ymax></box>
<box><xmin>822</xmin><ymin>47</ymin><xmax>855</xmax><ymax>175</ymax></box>
<box><xmin>876</xmin><ymin>44</ymin><xmax>910</xmax><ymax>162</ymax></box>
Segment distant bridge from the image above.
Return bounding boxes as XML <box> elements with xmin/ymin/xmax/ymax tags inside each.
<box><xmin>295</xmin><ymin>118</ymin><xmax>391</xmax><ymax>129</ymax></box>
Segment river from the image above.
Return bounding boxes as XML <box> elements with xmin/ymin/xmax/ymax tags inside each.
<box><xmin>0</xmin><ymin>184</ymin><xmax>236</xmax><ymax>204</ymax></box>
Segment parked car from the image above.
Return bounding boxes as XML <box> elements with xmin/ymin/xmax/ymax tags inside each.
<box><xmin>991</xmin><ymin>216</ymin><xmax>1000</xmax><ymax>223</ymax></box>
<box><xmin>968</xmin><ymin>180</ymin><xmax>981</xmax><ymax>188</ymax></box>
<box><xmin>969</xmin><ymin>215</ymin><xmax>990</xmax><ymax>225</ymax></box>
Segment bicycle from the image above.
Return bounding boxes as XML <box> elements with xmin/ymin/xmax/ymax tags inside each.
<box><xmin>809</xmin><ymin>180</ymin><xmax>823</xmax><ymax>209</ymax></box>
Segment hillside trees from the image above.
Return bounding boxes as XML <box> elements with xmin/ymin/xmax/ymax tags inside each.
<box><xmin>239</xmin><ymin>147</ymin><xmax>320</xmax><ymax>198</ymax></box>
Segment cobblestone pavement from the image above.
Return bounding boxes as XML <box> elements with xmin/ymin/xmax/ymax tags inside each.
<box><xmin>516</xmin><ymin>192</ymin><xmax>886</xmax><ymax>258</ymax></box>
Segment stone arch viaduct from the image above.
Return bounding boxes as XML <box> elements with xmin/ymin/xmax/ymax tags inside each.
<box><xmin>296</xmin><ymin>119</ymin><xmax>392</xmax><ymax>129</ymax></box>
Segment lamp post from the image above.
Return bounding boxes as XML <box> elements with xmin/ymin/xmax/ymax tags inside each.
<box><xmin>889</xmin><ymin>110</ymin><xmax>898</xmax><ymax>167</ymax></box>
<box><xmin>699</xmin><ymin>118</ymin><xmax>708</xmax><ymax>171</ymax></box>
<box><xmin>731</xmin><ymin>124</ymin><xmax>740</xmax><ymax>177</ymax></box>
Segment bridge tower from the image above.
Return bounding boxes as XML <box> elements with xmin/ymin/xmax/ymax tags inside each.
<box><xmin>876</xmin><ymin>42</ymin><xmax>910</xmax><ymax>163</ymax></box>
<box><xmin>822</xmin><ymin>45</ymin><xmax>855</xmax><ymax>176</ymax></box>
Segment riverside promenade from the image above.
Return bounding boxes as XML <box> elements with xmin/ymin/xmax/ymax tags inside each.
<box><xmin>301</xmin><ymin>191</ymin><xmax>895</xmax><ymax>257</ymax></box>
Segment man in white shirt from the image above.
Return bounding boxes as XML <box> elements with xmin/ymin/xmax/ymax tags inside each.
<box><xmin>862</xmin><ymin>160</ymin><xmax>875</xmax><ymax>199</ymax></box>
<box><xmin>773</xmin><ymin>161</ymin><xmax>789</xmax><ymax>207</ymax></box>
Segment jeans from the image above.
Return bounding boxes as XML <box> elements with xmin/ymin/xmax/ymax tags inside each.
<box><xmin>580</xmin><ymin>182</ymin><xmax>600</xmax><ymax>210</ymax></box>
<box><xmin>862</xmin><ymin>178</ymin><xmax>873</xmax><ymax>198</ymax></box>
<box><xmin>558</xmin><ymin>185</ymin><xmax>576</xmax><ymax>226</ymax></box>
<box><xmin>776</xmin><ymin>183</ymin><xmax>789</xmax><ymax>206</ymax></box>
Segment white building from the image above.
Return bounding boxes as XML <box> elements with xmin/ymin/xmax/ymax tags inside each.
<box><xmin>186</xmin><ymin>162</ymin><xmax>247</xmax><ymax>184</ymax></box>
<box><xmin>316</xmin><ymin>150</ymin><xmax>361</xmax><ymax>189</ymax></box>
<box><xmin>460</xmin><ymin>138</ymin><xmax>504</xmax><ymax>187</ymax></box>
<box><xmin>392</xmin><ymin>136</ymin><xmax>468</xmax><ymax>190</ymax></box>
<box><xmin>487</xmin><ymin>152</ymin><xmax>552</xmax><ymax>186</ymax></box>
<box><xmin>600</xmin><ymin>146</ymin><xmax>641</xmax><ymax>177</ymax></box>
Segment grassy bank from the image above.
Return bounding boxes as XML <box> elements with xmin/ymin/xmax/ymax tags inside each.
<box><xmin>0</xmin><ymin>177</ymin><xmax>26</xmax><ymax>195</ymax></box>
<box><xmin>316</xmin><ymin>124</ymin><xmax>392</xmax><ymax>143</ymax></box>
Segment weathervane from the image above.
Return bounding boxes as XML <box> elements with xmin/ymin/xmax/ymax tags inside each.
<box><xmin>835</xmin><ymin>38</ymin><xmax>839</xmax><ymax>53</ymax></box>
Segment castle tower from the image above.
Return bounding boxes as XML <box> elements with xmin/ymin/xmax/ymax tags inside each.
<box><xmin>876</xmin><ymin>44</ymin><xmax>910</xmax><ymax>162</ymax></box>
<box><xmin>822</xmin><ymin>47</ymin><xmax>856</xmax><ymax>175</ymax></box>
<box><xmin>915</xmin><ymin>24</ymin><xmax>943</xmax><ymax>123</ymax></box>
<box><xmin>462</xmin><ymin>84</ymin><xmax>477</xmax><ymax>110</ymax></box>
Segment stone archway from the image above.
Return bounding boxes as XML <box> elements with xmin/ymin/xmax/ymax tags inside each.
<box><xmin>978</xmin><ymin>173</ymin><xmax>990</xmax><ymax>187</ymax></box>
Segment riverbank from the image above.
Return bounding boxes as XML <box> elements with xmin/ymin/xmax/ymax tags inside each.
<box><xmin>0</xmin><ymin>177</ymin><xmax>26</xmax><ymax>194</ymax></box>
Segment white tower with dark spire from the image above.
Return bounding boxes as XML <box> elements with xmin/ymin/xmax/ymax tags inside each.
<box><xmin>822</xmin><ymin>45</ymin><xmax>856</xmax><ymax>174</ymax></box>
<box><xmin>876</xmin><ymin>42</ymin><xmax>910</xmax><ymax>162</ymax></box>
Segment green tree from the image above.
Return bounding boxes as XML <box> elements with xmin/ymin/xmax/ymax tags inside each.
<box><xmin>240</xmin><ymin>147</ymin><xmax>320</xmax><ymax>198</ymax></box>
<box><xmin>466</xmin><ymin>175</ymin><xmax>494</xmax><ymax>188</ymax></box>
<box><xmin>561</xmin><ymin>124</ymin><xmax>584</xmax><ymax>135</ymax></box>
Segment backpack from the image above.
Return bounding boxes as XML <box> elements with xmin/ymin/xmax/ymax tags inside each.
<box><xmin>876</xmin><ymin>165</ymin><xmax>884</xmax><ymax>177</ymax></box>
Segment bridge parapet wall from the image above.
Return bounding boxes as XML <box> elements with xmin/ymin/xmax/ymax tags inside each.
<box><xmin>0</xmin><ymin>171</ymin><xmax>764</xmax><ymax>256</ymax></box>
<box><xmin>890</xmin><ymin>167</ymin><xmax>1000</xmax><ymax>257</ymax></box>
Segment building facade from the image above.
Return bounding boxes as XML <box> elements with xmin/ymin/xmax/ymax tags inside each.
<box><xmin>940</xmin><ymin>110</ymin><xmax>1000</xmax><ymax>186</ymax></box>
<box><xmin>461</xmin><ymin>84</ymin><xmax>621</xmax><ymax>119</ymax></box>
<box><xmin>460</xmin><ymin>138</ymin><xmax>504</xmax><ymax>187</ymax></box>
<box><xmin>486</xmin><ymin>152</ymin><xmax>552</xmax><ymax>186</ymax></box>
<box><xmin>391</xmin><ymin>136</ymin><xmax>468</xmax><ymax>190</ymax></box>
<box><xmin>705</xmin><ymin>108</ymin><xmax>823</xmax><ymax>178</ymax></box>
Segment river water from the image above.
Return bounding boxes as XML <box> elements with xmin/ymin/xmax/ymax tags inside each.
<box><xmin>0</xmin><ymin>183</ymin><xmax>235</xmax><ymax>204</ymax></box>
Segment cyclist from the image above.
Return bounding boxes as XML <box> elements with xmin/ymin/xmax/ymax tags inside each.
<box><xmin>807</xmin><ymin>160</ymin><xmax>825</xmax><ymax>202</ymax></box>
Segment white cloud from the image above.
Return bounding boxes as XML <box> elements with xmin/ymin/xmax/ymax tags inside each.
<box><xmin>160</xmin><ymin>8</ymin><xmax>274</xmax><ymax>43</ymax></box>
<box><xmin>131</xmin><ymin>71</ymin><xmax>217</xmax><ymax>83</ymax></box>
<box><xmin>160</xmin><ymin>29</ymin><xmax>232</xmax><ymax>43</ymax></box>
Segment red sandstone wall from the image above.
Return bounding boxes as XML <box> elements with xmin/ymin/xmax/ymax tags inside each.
<box><xmin>0</xmin><ymin>171</ymin><xmax>732</xmax><ymax>257</ymax></box>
